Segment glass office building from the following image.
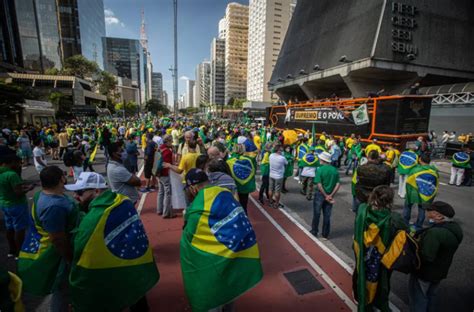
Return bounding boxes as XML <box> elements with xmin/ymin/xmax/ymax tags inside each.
<box><xmin>104</xmin><ymin>37</ymin><xmax>145</xmax><ymax>103</ymax></box>
<box><xmin>35</xmin><ymin>0</ymin><xmax>62</xmax><ymax>70</ymax></box>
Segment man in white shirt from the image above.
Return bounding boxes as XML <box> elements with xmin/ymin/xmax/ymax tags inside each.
<box><xmin>269</xmin><ymin>144</ymin><xmax>288</xmax><ymax>209</ymax></box>
<box><xmin>32</xmin><ymin>139</ymin><xmax>47</xmax><ymax>173</ymax></box>
<box><xmin>152</xmin><ymin>132</ymin><xmax>163</xmax><ymax>147</ymax></box>
<box><xmin>441</xmin><ymin>131</ymin><xmax>449</xmax><ymax>144</ymax></box>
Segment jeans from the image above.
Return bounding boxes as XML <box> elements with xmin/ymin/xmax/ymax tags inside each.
<box><xmin>301</xmin><ymin>177</ymin><xmax>313</xmax><ymax>198</ymax></box>
<box><xmin>352</xmin><ymin>196</ymin><xmax>360</xmax><ymax>213</ymax></box>
<box><xmin>408</xmin><ymin>274</ymin><xmax>440</xmax><ymax>312</ymax></box>
<box><xmin>157</xmin><ymin>176</ymin><xmax>172</xmax><ymax>217</ymax></box>
<box><xmin>311</xmin><ymin>190</ymin><xmax>333</xmax><ymax>238</ymax></box>
<box><xmin>345</xmin><ymin>158</ymin><xmax>358</xmax><ymax>175</ymax></box>
<box><xmin>403</xmin><ymin>201</ymin><xmax>425</xmax><ymax>229</ymax></box>
<box><xmin>50</xmin><ymin>262</ymin><xmax>70</xmax><ymax>312</ymax></box>
<box><xmin>259</xmin><ymin>175</ymin><xmax>269</xmax><ymax>200</ymax></box>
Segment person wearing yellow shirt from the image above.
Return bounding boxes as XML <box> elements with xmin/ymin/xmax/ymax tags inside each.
<box><xmin>457</xmin><ymin>133</ymin><xmax>468</xmax><ymax>144</ymax></box>
<box><xmin>345</xmin><ymin>134</ymin><xmax>355</xmax><ymax>149</ymax></box>
<box><xmin>253</xmin><ymin>133</ymin><xmax>261</xmax><ymax>151</ymax></box>
<box><xmin>365</xmin><ymin>139</ymin><xmax>382</xmax><ymax>157</ymax></box>
<box><xmin>167</xmin><ymin>140</ymin><xmax>199</xmax><ymax>182</ymax></box>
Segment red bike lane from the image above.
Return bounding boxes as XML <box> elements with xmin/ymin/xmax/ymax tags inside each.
<box><xmin>138</xmin><ymin>190</ymin><xmax>356</xmax><ymax>311</ymax></box>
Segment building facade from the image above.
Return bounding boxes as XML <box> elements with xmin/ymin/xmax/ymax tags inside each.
<box><xmin>247</xmin><ymin>0</ymin><xmax>295</xmax><ymax>102</ymax></box>
<box><xmin>210</xmin><ymin>38</ymin><xmax>226</xmax><ymax>106</ymax></box>
<box><xmin>185</xmin><ymin>79</ymin><xmax>195</xmax><ymax>108</ymax></box>
<box><xmin>195</xmin><ymin>61</ymin><xmax>211</xmax><ymax>107</ymax></box>
<box><xmin>151</xmin><ymin>72</ymin><xmax>163</xmax><ymax>103</ymax></box>
<box><xmin>57</xmin><ymin>0</ymin><xmax>106</xmax><ymax>68</ymax></box>
<box><xmin>162</xmin><ymin>90</ymin><xmax>169</xmax><ymax>108</ymax></box>
<box><xmin>103</xmin><ymin>37</ymin><xmax>145</xmax><ymax>104</ymax></box>
<box><xmin>223</xmin><ymin>3</ymin><xmax>249</xmax><ymax>105</ymax></box>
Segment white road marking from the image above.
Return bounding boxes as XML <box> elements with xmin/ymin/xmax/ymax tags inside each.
<box><xmin>250</xmin><ymin>196</ymin><xmax>357</xmax><ymax>311</ymax></box>
<box><xmin>439</xmin><ymin>182</ymin><xmax>448</xmax><ymax>186</ymax></box>
<box><xmin>137</xmin><ymin>164</ymin><xmax>146</xmax><ymax>215</ymax></box>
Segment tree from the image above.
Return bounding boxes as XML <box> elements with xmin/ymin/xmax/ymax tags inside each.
<box><xmin>115</xmin><ymin>101</ymin><xmax>138</xmax><ymax>116</ymax></box>
<box><xmin>145</xmin><ymin>99</ymin><xmax>170</xmax><ymax>115</ymax></box>
<box><xmin>232</xmin><ymin>98</ymin><xmax>246</xmax><ymax>109</ymax></box>
<box><xmin>61</xmin><ymin>55</ymin><xmax>100</xmax><ymax>79</ymax></box>
<box><xmin>97</xmin><ymin>71</ymin><xmax>118</xmax><ymax>97</ymax></box>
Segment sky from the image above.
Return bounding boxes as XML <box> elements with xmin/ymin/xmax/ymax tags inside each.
<box><xmin>104</xmin><ymin>0</ymin><xmax>248</xmax><ymax>106</ymax></box>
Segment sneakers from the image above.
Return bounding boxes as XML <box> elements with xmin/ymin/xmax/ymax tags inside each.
<box><xmin>306</xmin><ymin>196</ymin><xmax>313</xmax><ymax>201</ymax></box>
<box><xmin>300</xmin><ymin>190</ymin><xmax>307</xmax><ymax>196</ymax></box>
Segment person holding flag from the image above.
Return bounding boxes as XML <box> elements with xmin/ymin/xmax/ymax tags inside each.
<box><xmin>300</xmin><ymin>147</ymin><xmax>320</xmax><ymax>201</ymax></box>
<box><xmin>403</xmin><ymin>153</ymin><xmax>439</xmax><ymax>230</ymax></box>
<box><xmin>346</xmin><ymin>138</ymin><xmax>363</xmax><ymax>176</ymax></box>
<box><xmin>66</xmin><ymin>172</ymin><xmax>159</xmax><ymax>312</ymax></box>
<box><xmin>397</xmin><ymin>146</ymin><xmax>419</xmax><ymax>199</ymax></box>
<box><xmin>449</xmin><ymin>148</ymin><xmax>471</xmax><ymax>186</ymax></box>
<box><xmin>180</xmin><ymin>169</ymin><xmax>263</xmax><ymax>312</ymax></box>
<box><xmin>296</xmin><ymin>136</ymin><xmax>310</xmax><ymax>181</ymax></box>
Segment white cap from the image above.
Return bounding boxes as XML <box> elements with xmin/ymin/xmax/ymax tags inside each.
<box><xmin>319</xmin><ymin>151</ymin><xmax>332</xmax><ymax>163</ymax></box>
<box><xmin>65</xmin><ymin>172</ymin><xmax>108</xmax><ymax>191</ymax></box>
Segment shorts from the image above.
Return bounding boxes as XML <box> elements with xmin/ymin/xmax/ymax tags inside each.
<box><xmin>144</xmin><ymin>160</ymin><xmax>154</xmax><ymax>179</ymax></box>
<box><xmin>1</xmin><ymin>203</ymin><xmax>29</xmax><ymax>231</ymax></box>
<box><xmin>269</xmin><ymin>177</ymin><xmax>283</xmax><ymax>193</ymax></box>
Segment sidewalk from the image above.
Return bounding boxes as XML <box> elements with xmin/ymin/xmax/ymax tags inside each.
<box><xmin>139</xmin><ymin>190</ymin><xmax>356</xmax><ymax>311</ymax></box>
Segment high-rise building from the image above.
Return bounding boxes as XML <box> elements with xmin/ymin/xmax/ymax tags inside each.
<box><xmin>218</xmin><ymin>18</ymin><xmax>226</xmax><ymax>39</ymax></box>
<box><xmin>195</xmin><ymin>61</ymin><xmax>211</xmax><ymax>107</ymax></box>
<box><xmin>210</xmin><ymin>38</ymin><xmax>226</xmax><ymax>106</ymax></box>
<box><xmin>185</xmin><ymin>79</ymin><xmax>195</xmax><ymax>108</ymax></box>
<box><xmin>104</xmin><ymin>37</ymin><xmax>145</xmax><ymax>104</ymax></box>
<box><xmin>0</xmin><ymin>0</ymin><xmax>62</xmax><ymax>72</ymax></box>
<box><xmin>151</xmin><ymin>72</ymin><xmax>163</xmax><ymax>103</ymax></box>
<box><xmin>162</xmin><ymin>90</ymin><xmax>169</xmax><ymax>108</ymax></box>
<box><xmin>247</xmin><ymin>0</ymin><xmax>295</xmax><ymax>102</ymax></box>
<box><xmin>223</xmin><ymin>3</ymin><xmax>249</xmax><ymax>105</ymax></box>
<box><xmin>57</xmin><ymin>0</ymin><xmax>106</xmax><ymax>68</ymax></box>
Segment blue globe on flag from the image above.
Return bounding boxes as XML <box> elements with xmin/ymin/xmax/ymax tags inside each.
<box><xmin>233</xmin><ymin>159</ymin><xmax>253</xmax><ymax>181</ymax></box>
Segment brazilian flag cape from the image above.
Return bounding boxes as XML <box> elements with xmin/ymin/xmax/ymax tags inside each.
<box><xmin>227</xmin><ymin>155</ymin><xmax>256</xmax><ymax>194</ymax></box>
<box><xmin>297</xmin><ymin>143</ymin><xmax>310</xmax><ymax>167</ymax></box>
<box><xmin>452</xmin><ymin>152</ymin><xmax>471</xmax><ymax>168</ymax></box>
<box><xmin>300</xmin><ymin>153</ymin><xmax>319</xmax><ymax>168</ymax></box>
<box><xmin>180</xmin><ymin>186</ymin><xmax>263</xmax><ymax>312</ymax></box>
<box><xmin>349</xmin><ymin>143</ymin><xmax>363</xmax><ymax>160</ymax></box>
<box><xmin>406</xmin><ymin>165</ymin><xmax>439</xmax><ymax>204</ymax></box>
<box><xmin>18</xmin><ymin>192</ymin><xmax>79</xmax><ymax>296</ymax></box>
<box><xmin>353</xmin><ymin>204</ymin><xmax>392</xmax><ymax>312</ymax></box>
<box><xmin>397</xmin><ymin>151</ymin><xmax>418</xmax><ymax>175</ymax></box>
<box><xmin>70</xmin><ymin>190</ymin><xmax>159</xmax><ymax>311</ymax></box>
<box><xmin>314</xmin><ymin>144</ymin><xmax>326</xmax><ymax>155</ymax></box>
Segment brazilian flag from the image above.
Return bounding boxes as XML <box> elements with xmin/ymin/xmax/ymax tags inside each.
<box><xmin>70</xmin><ymin>190</ymin><xmax>159</xmax><ymax>311</ymax></box>
<box><xmin>297</xmin><ymin>143</ymin><xmax>309</xmax><ymax>160</ymax></box>
<box><xmin>353</xmin><ymin>204</ymin><xmax>392</xmax><ymax>312</ymax></box>
<box><xmin>181</xmin><ymin>186</ymin><xmax>263</xmax><ymax>311</ymax></box>
<box><xmin>352</xmin><ymin>170</ymin><xmax>358</xmax><ymax>197</ymax></box>
<box><xmin>397</xmin><ymin>151</ymin><xmax>418</xmax><ymax>175</ymax></box>
<box><xmin>452</xmin><ymin>152</ymin><xmax>471</xmax><ymax>168</ymax></box>
<box><xmin>300</xmin><ymin>153</ymin><xmax>319</xmax><ymax>167</ymax></box>
<box><xmin>18</xmin><ymin>192</ymin><xmax>79</xmax><ymax>296</ymax></box>
<box><xmin>314</xmin><ymin>145</ymin><xmax>326</xmax><ymax>155</ymax></box>
<box><xmin>227</xmin><ymin>156</ymin><xmax>256</xmax><ymax>194</ymax></box>
<box><xmin>406</xmin><ymin>165</ymin><xmax>439</xmax><ymax>204</ymax></box>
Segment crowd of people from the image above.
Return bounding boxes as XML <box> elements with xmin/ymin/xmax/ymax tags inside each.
<box><xmin>0</xmin><ymin>116</ymin><xmax>470</xmax><ymax>311</ymax></box>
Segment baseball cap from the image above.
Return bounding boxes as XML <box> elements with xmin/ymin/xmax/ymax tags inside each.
<box><xmin>65</xmin><ymin>172</ymin><xmax>108</xmax><ymax>191</ymax></box>
<box><xmin>427</xmin><ymin>201</ymin><xmax>455</xmax><ymax>218</ymax></box>
<box><xmin>185</xmin><ymin>169</ymin><xmax>208</xmax><ymax>188</ymax></box>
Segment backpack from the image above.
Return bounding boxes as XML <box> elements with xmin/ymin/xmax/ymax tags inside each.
<box><xmin>63</xmin><ymin>149</ymin><xmax>75</xmax><ymax>167</ymax></box>
<box><xmin>381</xmin><ymin>230</ymin><xmax>421</xmax><ymax>274</ymax></box>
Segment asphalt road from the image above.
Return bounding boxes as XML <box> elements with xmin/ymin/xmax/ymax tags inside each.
<box><xmin>277</xmin><ymin>161</ymin><xmax>474</xmax><ymax>312</ymax></box>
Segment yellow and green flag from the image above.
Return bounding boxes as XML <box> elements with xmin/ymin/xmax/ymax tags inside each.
<box><xmin>70</xmin><ymin>190</ymin><xmax>159</xmax><ymax>312</ymax></box>
<box><xmin>180</xmin><ymin>186</ymin><xmax>263</xmax><ymax>312</ymax></box>
<box><xmin>406</xmin><ymin>165</ymin><xmax>439</xmax><ymax>204</ymax></box>
<box><xmin>397</xmin><ymin>151</ymin><xmax>418</xmax><ymax>175</ymax></box>
<box><xmin>452</xmin><ymin>152</ymin><xmax>471</xmax><ymax>168</ymax></box>
<box><xmin>227</xmin><ymin>156</ymin><xmax>256</xmax><ymax>194</ymax></box>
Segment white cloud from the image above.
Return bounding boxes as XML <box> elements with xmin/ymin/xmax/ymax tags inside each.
<box><xmin>179</xmin><ymin>76</ymin><xmax>190</xmax><ymax>80</ymax></box>
<box><xmin>104</xmin><ymin>9</ymin><xmax>125</xmax><ymax>27</ymax></box>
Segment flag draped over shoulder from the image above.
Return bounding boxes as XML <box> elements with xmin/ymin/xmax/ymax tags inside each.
<box><xmin>70</xmin><ymin>190</ymin><xmax>159</xmax><ymax>312</ymax></box>
<box><xmin>18</xmin><ymin>192</ymin><xmax>78</xmax><ymax>296</ymax></box>
<box><xmin>353</xmin><ymin>204</ymin><xmax>392</xmax><ymax>312</ymax></box>
<box><xmin>88</xmin><ymin>144</ymin><xmax>98</xmax><ymax>164</ymax></box>
<box><xmin>227</xmin><ymin>156</ymin><xmax>256</xmax><ymax>193</ymax></box>
<box><xmin>406</xmin><ymin>165</ymin><xmax>439</xmax><ymax>204</ymax></box>
<box><xmin>301</xmin><ymin>153</ymin><xmax>319</xmax><ymax>167</ymax></box>
<box><xmin>181</xmin><ymin>186</ymin><xmax>263</xmax><ymax>312</ymax></box>
<box><xmin>452</xmin><ymin>152</ymin><xmax>471</xmax><ymax>168</ymax></box>
<box><xmin>397</xmin><ymin>151</ymin><xmax>418</xmax><ymax>175</ymax></box>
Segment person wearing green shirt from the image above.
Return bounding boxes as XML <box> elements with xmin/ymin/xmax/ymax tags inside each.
<box><xmin>282</xmin><ymin>145</ymin><xmax>294</xmax><ymax>193</ymax></box>
<box><xmin>345</xmin><ymin>138</ymin><xmax>363</xmax><ymax>175</ymax></box>
<box><xmin>311</xmin><ymin>152</ymin><xmax>340</xmax><ymax>239</ymax></box>
<box><xmin>0</xmin><ymin>147</ymin><xmax>33</xmax><ymax>257</ymax></box>
<box><xmin>258</xmin><ymin>144</ymin><xmax>271</xmax><ymax>204</ymax></box>
<box><xmin>403</xmin><ymin>153</ymin><xmax>439</xmax><ymax>230</ymax></box>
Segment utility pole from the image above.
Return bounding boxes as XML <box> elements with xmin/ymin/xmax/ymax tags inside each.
<box><xmin>172</xmin><ymin>0</ymin><xmax>178</xmax><ymax>114</ymax></box>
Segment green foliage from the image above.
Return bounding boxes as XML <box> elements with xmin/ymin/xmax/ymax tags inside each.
<box><xmin>115</xmin><ymin>101</ymin><xmax>139</xmax><ymax>116</ymax></box>
<box><xmin>145</xmin><ymin>99</ymin><xmax>170</xmax><ymax>115</ymax></box>
<box><xmin>61</xmin><ymin>55</ymin><xmax>100</xmax><ymax>78</ymax></box>
<box><xmin>45</xmin><ymin>68</ymin><xmax>60</xmax><ymax>75</ymax></box>
<box><xmin>232</xmin><ymin>98</ymin><xmax>246</xmax><ymax>109</ymax></box>
<box><xmin>97</xmin><ymin>71</ymin><xmax>118</xmax><ymax>97</ymax></box>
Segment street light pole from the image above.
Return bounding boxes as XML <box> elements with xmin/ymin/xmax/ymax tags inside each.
<box><xmin>172</xmin><ymin>0</ymin><xmax>178</xmax><ymax>115</ymax></box>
